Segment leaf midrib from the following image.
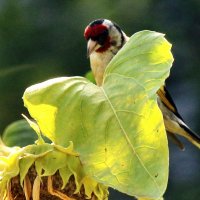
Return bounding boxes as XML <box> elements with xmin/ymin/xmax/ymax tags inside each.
<box><xmin>100</xmin><ymin>86</ymin><xmax>161</xmax><ymax>195</ymax></box>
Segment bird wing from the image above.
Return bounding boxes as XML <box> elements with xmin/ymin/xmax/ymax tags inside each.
<box><xmin>158</xmin><ymin>85</ymin><xmax>200</xmax><ymax>149</ymax></box>
<box><xmin>157</xmin><ymin>85</ymin><xmax>185</xmax><ymax>150</ymax></box>
<box><xmin>157</xmin><ymin>85</ymin><xmax>184</xmax><ymax>121</ymax></box>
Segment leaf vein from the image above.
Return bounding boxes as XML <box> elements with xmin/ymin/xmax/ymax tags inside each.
<box><xmin>100</xmin><ymin>87</ymin><xmax>161</xmax><ymax>194</ymax></box>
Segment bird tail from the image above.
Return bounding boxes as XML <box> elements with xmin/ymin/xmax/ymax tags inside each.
<box><xmin>164</xmin><ymin>116</ymin><xmax>200</xmax><ymax>149</ymax></box>
<box><xmin>179</xmin><ymin>123</ymin><xmax>200</xmax><ymax>149</ymax></box>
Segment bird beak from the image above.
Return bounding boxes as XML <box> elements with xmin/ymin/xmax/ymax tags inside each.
<box><xmin>87</xmin><ymin>39</ymin><xmax>99</xmax><ymax>57</ymax></box>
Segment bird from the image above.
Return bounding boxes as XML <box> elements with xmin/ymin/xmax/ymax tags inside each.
<box><xmin>84</xmin><ymin>18</ymin><xmax>200</xmax><ymax>150</ymax></box>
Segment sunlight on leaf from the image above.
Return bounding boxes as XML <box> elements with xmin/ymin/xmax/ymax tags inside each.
<box><xmin>22</xmin><ymin>115</ymin><xmax>45</xmax><ymax>145</ymax></box>
<box><xmin>23</xmin><ymin>31</ymin><xmax>173</xmax><ymax>198</ymax></box>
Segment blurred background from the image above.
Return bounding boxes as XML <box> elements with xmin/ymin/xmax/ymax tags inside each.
<box><xmin>0</xmin><ymin>0</ymin><xmax>199</xmax><ymax>199</ymax></box>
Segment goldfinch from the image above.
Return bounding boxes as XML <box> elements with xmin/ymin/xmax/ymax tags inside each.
<box><xmin>84</xmin><ymin>19</ymin><xmax>200</xmax><ymax>150</ymax></box>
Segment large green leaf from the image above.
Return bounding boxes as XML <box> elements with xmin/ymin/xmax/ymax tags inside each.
<box><xmin>23</xmin><ymin>31</ymin><xmax>173</xmax><ymax>199</ymax></box>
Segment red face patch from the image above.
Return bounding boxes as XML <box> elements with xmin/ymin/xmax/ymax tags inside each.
<box><xmin>84</xmin><ymin>24</ymin><xmax>108</xmax><ymax>40</ymax></box>
<box><xmin>96</xmin><ymin>36</ymin><xmax>110</xmax><ymax>53</ymax></box>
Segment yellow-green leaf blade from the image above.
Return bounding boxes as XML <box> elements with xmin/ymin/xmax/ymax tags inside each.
<box><xmin>23</xmin><ymin>31</ymin><xmax>173</xmax><ymax>198</ymax></box>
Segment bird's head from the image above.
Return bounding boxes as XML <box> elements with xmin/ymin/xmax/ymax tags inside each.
<box><xmin>84</xmin><ymin>19</ymin><xmax>126</xmax><ymax>57</ymax></box>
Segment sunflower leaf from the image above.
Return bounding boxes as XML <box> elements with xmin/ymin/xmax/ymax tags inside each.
<box><xmin>23</xmin><ymin>31</ymin><xmax>173</xmax><ymax>198</ymax></box>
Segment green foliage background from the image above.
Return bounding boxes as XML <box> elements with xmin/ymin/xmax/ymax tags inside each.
<box><xmin>0</xmin><ymin>0</ymin><xmax>199</xmax><ymax>199</ymax></box>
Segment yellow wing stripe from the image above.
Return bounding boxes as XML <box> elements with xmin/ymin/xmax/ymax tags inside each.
<box><xmin>157</xmin><ymin>86</ymin><xmax>176</xmax><ymax>113</ymax></box>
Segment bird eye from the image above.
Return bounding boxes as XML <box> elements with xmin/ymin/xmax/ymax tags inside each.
<box><xmin>96</xmin><ymin>30</ymin><xmax>109</xmax><ymax>45</ymax></box>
